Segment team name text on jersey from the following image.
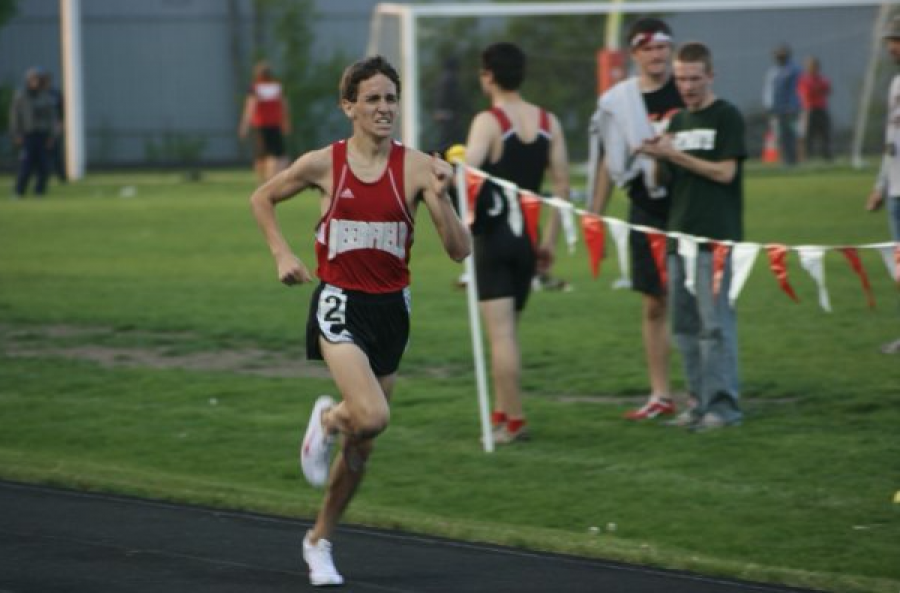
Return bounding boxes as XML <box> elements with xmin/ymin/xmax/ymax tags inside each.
<box><xmin>328</xmin><ymin>219</ymin><xmax>409</xmax><ymax>260</ymax></box>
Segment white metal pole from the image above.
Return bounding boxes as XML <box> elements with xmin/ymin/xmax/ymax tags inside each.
<box><xmin>60</xmin><ymin>0</ymin><xmax>85</xmax><ymax>180</ymax></box>
<box><xmin>399</xmin><ymin>8</ymin><xmax>419</xmax><ymax>148</ymax></box>
<box><xmin>852</xmin><ymin>3</ymin><xmax>892</xmax><ymax>170</ymax></box>
<box><xmin>455</xmin><ymin>164</ymin><xmax>494</xmax><ymax>453</ymax></box>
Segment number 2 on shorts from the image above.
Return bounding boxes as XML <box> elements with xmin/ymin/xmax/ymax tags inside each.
<box><xmin>323</xmin><ymin>294</ymin><xmax>346</xmax><ymax>324</ymax></box>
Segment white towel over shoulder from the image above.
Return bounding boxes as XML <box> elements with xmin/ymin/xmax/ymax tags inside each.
<box><xmin>588</xmin><ymin>77</ymin><xmax>666</xmax><ymax>200</ymax></box>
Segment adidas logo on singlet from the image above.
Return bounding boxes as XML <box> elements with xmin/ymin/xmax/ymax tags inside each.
<box><xmin>339</xmin><ymin>188</ymin><xmax>355</xmax><ymax>199</ymax></box>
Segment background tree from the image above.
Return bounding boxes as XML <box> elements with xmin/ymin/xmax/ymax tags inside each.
<box><xmin>0</xmin><ymin>0</ymin><xmax>18</xmax><ymax>168</ymax></box>
<box><xmin>418</xmin><ymin>17</ymin><xmax>486</xmax><ymax>152</ymax></box>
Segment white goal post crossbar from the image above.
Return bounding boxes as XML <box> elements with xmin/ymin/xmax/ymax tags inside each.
<box><xmin>368</xmin><ymin>0</ymin><xmax>887</xmax><ymax>151</ymax></box>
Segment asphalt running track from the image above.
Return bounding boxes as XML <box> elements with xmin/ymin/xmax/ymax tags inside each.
<box><xmin>0</xmin><ymin>480</ymin><xmax>826</xmax><ymax>593</ymax></box>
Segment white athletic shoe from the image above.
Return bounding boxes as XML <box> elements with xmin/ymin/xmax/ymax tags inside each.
<box><xmin>301</xmin><ymin>396</ymin><xmax>336</xmax><ymax>488</ymax></box>
<box><xmin>303</xmin><ymin>532</ymin><xmax>344</xmax><ymax>586</ymax></box>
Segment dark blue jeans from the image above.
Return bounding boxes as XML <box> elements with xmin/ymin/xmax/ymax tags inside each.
<box><xmin>15</xmin><ymin>132</ymin><xmax>51</xmax><ymax>196</ymax></box>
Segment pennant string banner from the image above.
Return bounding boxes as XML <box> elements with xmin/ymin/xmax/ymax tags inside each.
<box><xmin>458</xmin><ymin>164</ymin><xmax>899</xmax><ymax>311</ymax></box>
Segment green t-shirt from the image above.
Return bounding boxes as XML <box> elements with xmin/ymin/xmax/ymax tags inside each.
<box><xmin>665</xmin><ymin>99</ymin><xmax>746</xmax><ymax>242</ymax></box>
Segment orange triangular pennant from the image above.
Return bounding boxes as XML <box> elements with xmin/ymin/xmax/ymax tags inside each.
<box><xmin>646</xmin><ymin>231</ymin><xmax>668</xmax><ymax>289</ymax></box>
<box><xmin>712</xmin><ymin>242</ymin><xmax>731</xmax><ymax>298</ymax></box>
<box><xmin>839</xmin><ymin>248</ymin><xmax>876</xmax><ymax>309</ymax></box>
<box><xmin>519</xmin><ymin>191</ymin><xmax>542</xmax><ymax>249</ymax></box>
<box><xmin>766</xmin><ymin>244</ymin><xmax>799</xmax><ymax>302</ymax></box>
<box><xmin>581</xmin><ymin>214</ymin><xmax>605</xmax><ymax>278</ymax></box>
<box><xmin>464</xmin><ymin>170</ymin><xmax>484</xmax><ymax>226</ymax></box>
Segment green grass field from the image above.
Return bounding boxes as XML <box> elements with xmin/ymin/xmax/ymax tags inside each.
<box><xmin>1</xmin><ymin>164</ymin><xmax>898</xmax><ymax>593</ymax></box>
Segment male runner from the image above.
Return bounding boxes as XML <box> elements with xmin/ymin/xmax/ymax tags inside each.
<box><xmin>250</xmin><ymin>56</ymin><xmax>470</xmax><ymax>586</ymax></box>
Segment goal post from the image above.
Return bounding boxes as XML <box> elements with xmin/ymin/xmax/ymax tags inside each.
<box><xmin>368</xmin><ymin>0</ymin><xmax>888</xmax><ymax>166</ymax></box>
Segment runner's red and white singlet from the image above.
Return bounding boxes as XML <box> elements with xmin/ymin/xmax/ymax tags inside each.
<box><xmin>315</xmin><ymin>139</ymin><xmax>415</xmax><ymax>293</ymax></box>
<box><xmin>250</xmin><ymin>81</ymin><xmax>285</xmax><ymax>127</ymax></box>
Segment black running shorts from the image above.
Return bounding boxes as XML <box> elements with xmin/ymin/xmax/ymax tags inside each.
<box><xmin>628</xmin><ymin>202</ymin><xmax>667</xmax><ymax>297</ymax></box>
<box><xmin>254</xmin><ymin>126</ymin><xmax>285</xmax><ymax>158</ymax></box>
<box><xmin>306</xmin><ymin>283</ymin><xmax>411</xmax><ymax>377</ymax></box>
<box><xmin>473</xmin><ymin>227</ymin><xmax>536</xmax><ymax>312</ymax></box>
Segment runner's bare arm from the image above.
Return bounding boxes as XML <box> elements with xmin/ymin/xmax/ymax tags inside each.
<box><xmin>250</xmin><ymin>147</ymin><xmax>332</xmax><ymax>285</ymax></box>
<box><xmin>541</xmin><ymin>113</ymin><xmax>571</xmax><ymax>257</ymax></box>
<box><xmin>413</xmin><ymin>151</ymin><xmax>471</xmax><ymax>262</ymax></box>
<box><xmin>591</xmin><ymin>158</ymin><xmax>614</xmax><ymax>215</ymax></box>
<box><xmin>463</xmin><ymin>112</ymin><xmax>500</xmax><ymax>170</ymax></box>
<box><xmin>238</xmin><ymin>95</ymin><xmax>256</xmax><ymax>139</ymax></box>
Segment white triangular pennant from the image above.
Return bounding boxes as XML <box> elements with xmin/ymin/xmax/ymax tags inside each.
<box><xmin>501</xmin><ymin>182</ymin><xmax>522</xmax><ymax>237</ymax></box>
<box><xmin>558</xmin><ymin>202</ymin><xmax>577</xmax><ymax>254</ymax></box>
<box><xmin>878</xmin><ymin>245</ymin><xmax>900</xmax><ymax>281</ymax></box>
<box><xmin>544</xmin><ymin>197</ymin><xmax>577</xmax><ymax>254</ymax></box>
<box><xmin>728</xmin><ymin>243</ymin><xmax>760</xmax><ymax>306</ymax></box>
<box><xmin>798</xmin><ymin>247</ymin><xmax>831</xmax><ymax>312</ymax></box>
<box><xmin>491</xmin><ymin>177</ymin><xmax>525</xmax><ymax>237</ymax></box>
<box><xmin>606</xmin><ymin>218</ymin><xmax>631</xmax><ymax>288</ymax></box>
<box><xmin>677</xmin><ymin>235</ymin><xmax>699</xmax><ymax>296</ymax></box>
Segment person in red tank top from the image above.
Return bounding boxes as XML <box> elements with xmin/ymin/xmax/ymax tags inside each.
<box><xmin>239</xmin><ymin>60</ymin><xmax>292</xmax><ymax>183</ymax></box>
<box><xmin>797</xmin><ymin>56</ymin><xmax>832</xmax><ymax>161</ymax></box>
<box><xmin>250</xmin><ymin>56</ymin><xmax>470</xmax><ymax>586</ymax></box>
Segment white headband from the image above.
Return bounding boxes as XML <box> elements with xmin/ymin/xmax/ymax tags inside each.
<box><xmin>630</xmin><ymin>31</ymin><xmax>672</xmax><ymax>48</ymax></box>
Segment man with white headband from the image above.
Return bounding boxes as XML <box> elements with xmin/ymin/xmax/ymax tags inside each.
<box><xmin>590</xmin><ymin>18</ymin><xmax>685</xmax><ymax>421</ymax></box>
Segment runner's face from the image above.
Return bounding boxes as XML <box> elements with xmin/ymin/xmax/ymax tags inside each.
<box><xmin>346</xmin><ymin>73</ymin><xmax>399</xmax><ymax>138</ymax></box>
<box><xmin>632</xmin><ymin>41</ymin><xmax>671</xmax><ymax>78</ymax></box>
<box><xmin>673</xmin><ymin>60</ymin><xmax>712</xmax><ymax>111</ymax></box>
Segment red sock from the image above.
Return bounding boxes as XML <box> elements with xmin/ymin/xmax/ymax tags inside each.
<box><xmin>491</xmin><ymin>411</ymin><xmax>507</xmax><ymax>426</ymax></box>
<box><xmin>507</xmin><ymin>418</ymin><xmax>526</xmax><ymax>434</ymax></box>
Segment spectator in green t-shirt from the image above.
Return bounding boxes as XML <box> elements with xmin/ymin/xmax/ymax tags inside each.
<box><xmin>637</xmin><ymin>41</ymin><xmax>745</xmax><ymax>431</ymax></box>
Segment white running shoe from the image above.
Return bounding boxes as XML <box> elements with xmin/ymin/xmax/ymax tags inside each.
<box><xmin>301</xmin><ymin>396</ymin><xmax>336</xmax><ymax>488</ymax></box>
<box><xmin>303</xmin><ymin>532</ymin><xmax>344</xmax><ymax>586</ymax></box>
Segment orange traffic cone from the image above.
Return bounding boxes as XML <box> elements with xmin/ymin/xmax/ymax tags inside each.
<box><xmin>762</xmin><ymin>125</ymin><xmax>780</xmax><ymax>164</ymax></box>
